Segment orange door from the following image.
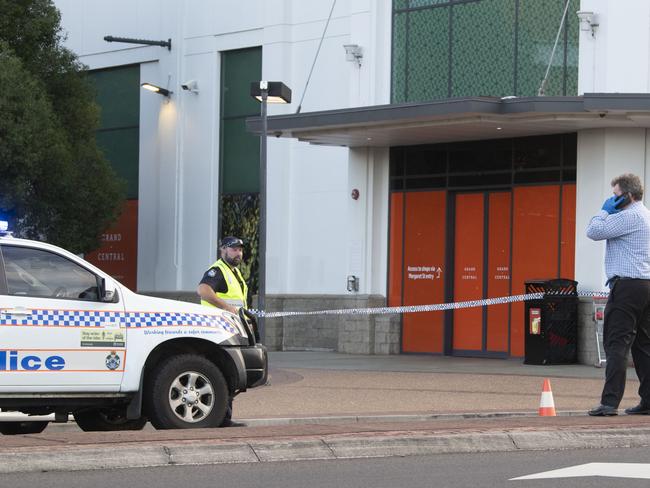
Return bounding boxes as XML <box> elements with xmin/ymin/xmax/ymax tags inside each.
<box><xmin>486</xmin><ymin>192</ymin><xmax>511</xmax><ymax>353</ymax></box>
<box><xmin>453</xmin><ymin>193</ymin><xmax>484</xmax><ymax>352</ymax></box>
<box><xmin>453</xmin><ymin>191</ymin><xmax>512</xmax><ymax>356</ymax></box>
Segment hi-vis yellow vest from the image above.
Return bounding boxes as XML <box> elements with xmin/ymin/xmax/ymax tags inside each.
<box><xmin>200</xmin><ymin>259</ymin><xmax>248</xmax><ymax>310</ymax></box>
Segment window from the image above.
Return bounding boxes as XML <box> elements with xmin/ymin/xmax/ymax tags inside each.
<box><xmin>1</xmin><ymin>246</ymin><xmax>100</xmax><ymax>301</ymax></box>
<box><xmin>390</xmin><ymin>133</ymin><xmax>576</xmax><ymax>191</ymax></box>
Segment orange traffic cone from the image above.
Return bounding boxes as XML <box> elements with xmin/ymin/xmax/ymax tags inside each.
<box><xmin>538</xmin><ymin>378</ymin><xmax>556</xmax><ymax>416</ymax></box>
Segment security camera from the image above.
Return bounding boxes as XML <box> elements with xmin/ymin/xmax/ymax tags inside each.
<box><xmin>181</xmin><ymin>80</ymin><xmax>198</xmax><ymax>93</ymax></box>
<box><xmin>576</xmin><ymin>11</ymin><xmax>599</xmax><ymax>36</ymax></box>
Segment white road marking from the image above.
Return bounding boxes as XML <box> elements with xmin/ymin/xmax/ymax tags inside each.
<box><xmin>510</xmin><ymin>463</ymin><xmax>650</xmax><ymax>480</ymax></box>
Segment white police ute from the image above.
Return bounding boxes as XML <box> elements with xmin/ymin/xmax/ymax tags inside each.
<box><xmin>0</xmin><ymin>222</ymin><xmax>267</xmax><ymax>434</ymax></box>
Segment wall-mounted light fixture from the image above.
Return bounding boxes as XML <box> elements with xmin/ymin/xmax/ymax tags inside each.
<box><xmin>141</xmin><ymin>82</ymin><xmax>171</xmax><ymax>97</ymax></box>
<box><xmin>343</xmin><ymin>44</ymin><xmax>363</xmax><ymax>67</ymax></box>
<box><xmin>576</xmin><ymin>11</ymin><xmax>599</xmax><ymax>37</ymax></box>
<box><xmin>250</xmin><ymin>81</ymin><xmax>292</xmax><ymax>104</ymax></box>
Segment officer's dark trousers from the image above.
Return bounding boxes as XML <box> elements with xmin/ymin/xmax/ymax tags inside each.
<box><xmin>601</xmin><ymin>279</ymin><xmax>650</xmax><ymax>407</ymax></box>
<box><xmin>221</xmin><ymin>397</ymin><xmax>234</xmax><ymax>424</ymax></box>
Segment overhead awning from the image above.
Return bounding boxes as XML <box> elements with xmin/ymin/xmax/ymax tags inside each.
<box><xmin>246</xmin><ymin>93</ymin><xmax>650</xmax><ymax>147</ymax></box>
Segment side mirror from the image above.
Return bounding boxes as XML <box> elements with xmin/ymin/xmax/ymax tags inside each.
<box><xmin>99</xmin><ymin>277</ymin><xmax>118</xmax><ymax>303</ymax></box>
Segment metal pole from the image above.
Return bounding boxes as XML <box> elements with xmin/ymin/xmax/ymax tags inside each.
<box><xmin>258</xmin><ymin>89</ymin><xmax>268</xmax><ymax>341</ymax></box>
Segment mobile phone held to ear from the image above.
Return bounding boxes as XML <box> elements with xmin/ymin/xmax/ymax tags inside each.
<box><xmin>615</xmin><ymin>194</ymin><xmax>632</xmax><ymax>210</ymax></box>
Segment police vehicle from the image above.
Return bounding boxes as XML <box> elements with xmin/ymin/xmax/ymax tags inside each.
<box><xmin>0</xmin><ymin>221</ymin><xmax>267</xmax><ymax>434</ymax></box>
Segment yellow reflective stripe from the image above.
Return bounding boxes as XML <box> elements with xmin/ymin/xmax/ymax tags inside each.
<box><xmin>200</xmin><ymin>298</ymin><xmax>245</xmax><ymax>308</ymax></box>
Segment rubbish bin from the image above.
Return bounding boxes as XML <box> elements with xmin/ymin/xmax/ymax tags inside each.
<box><xmin>524</xmin><ymin>279</ymin><xmax>578</xmax><ymax>365</ymax></box>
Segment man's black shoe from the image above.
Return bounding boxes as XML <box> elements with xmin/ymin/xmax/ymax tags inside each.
<box><xmin>588</xmin><ymin>404</ymin><xmax>618</xmax><ymax>416</ymax></box>
<box><xmin>221</xmin><ymin>419</ymin><xmax>247</xmax><ymax>427</ymax></box>
<box><xmin>624</xmin><ymin>403</ymin><xmax>650</xmax><ymax>415</ymax></box>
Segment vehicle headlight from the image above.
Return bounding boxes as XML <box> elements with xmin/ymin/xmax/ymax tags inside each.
<box><xmin>223</xmin><ymin>312</ymin><xmax>249</xmax><ymax>338</ymax></box>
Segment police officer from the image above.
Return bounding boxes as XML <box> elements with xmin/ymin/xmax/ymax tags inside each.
<box><xmin>197</xmin><ymin>236</ymin><xmax>248</xmax><ymax>313</ymax></box>
<box><xmin>197</xmin><ymin>236</ymin><xmax>248</xmax><ymax>427</ymax></box>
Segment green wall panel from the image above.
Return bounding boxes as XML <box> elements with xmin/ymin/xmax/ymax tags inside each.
<box><xmin>564</xmin><ymin>15</ymin><xmax>579</xmax><ymax>96</ymax></box>
<box><xmin>561</xmin><ymin>0</ymin><xmax>579</xmax><ymax>95</ymax></box>
<box><xmin>408</xmin><ymin>8</ymin><xmax>449</xmax><ymax>101</ymax></box>
<box><xmin>408</xmin><ymin>0</ymin><xmax>452</xmax><ymax>8</ymax></box>
<box><xmin>96</xmin><ymin>128</ymin><xmax>139</xmax><ymax>199</ymax></box>
<box><xmin>392</xmin><ymin>0</ymin><xmax>578</xmax><ymax>102</ymax></box>
<box><xmin>392</xmin><ymin>12</ymin><xmax>408</xmax><ymax>103</ymax></box>
<box><xmin>451</xmin><ymin>0</ymin><xmax>516</xmax><ymax>97</ymax></box>
<box><xmin>220</xmin><ymin>47</ymin><xmax>262</xmax><ymax>195</ymax></box>
<box><xmin>90</xmin><ymin>65</ymin><xmax>140</xmax><ymax>130</ymax></box>
<box><xmin>89</xmin><ymin>65</ymin><xmax>140</xmax><ymax>200</ymax></box>
<box><xmin>222</xmin><ymin>48</ymin><xmax>263</xmax><ymax>118</ymax></box>
<box><xmin>517</xmin><ymin>0</ymin><xmax>579</xmax><ymax>96</ymax></box>
<box><xmin>221</xmin><ymin>118</ymin><xmax>260</xmax><ymax>194</ymax></box>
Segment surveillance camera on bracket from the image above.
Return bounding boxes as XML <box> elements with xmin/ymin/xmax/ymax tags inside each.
<box><xmin>181</xmin><ymin>80</ymin><xmax>199</xmax><ymax>93</ymax></box>
<box><xmin>343</xmin><ymin>44</ymin><xmax>363</xmax><ymax>67</ymax></box>
<box><xmin>576</xmin><ymin>11</ymin><xmax>599</xmax><ymax>37</ymax></box>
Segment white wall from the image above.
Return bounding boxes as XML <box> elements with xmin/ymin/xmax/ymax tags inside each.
<box><xmin>259</xmin><ymin>0</ymin><xmax>394</xmax><ymax>295</ymax></box>
<box><xmin>346</xmin><ymin>147</ymin><xmax>390</xmax><ymax>295</ymax></box>
<box><xmin>578</xmin><ymin>0</ymin><xmax>650</xmax><ymax>94</ymax></box>
<box><xmin>55</xmin><ymin>0</ymin><xmax>394</xmax><ymax>296</ymax></box>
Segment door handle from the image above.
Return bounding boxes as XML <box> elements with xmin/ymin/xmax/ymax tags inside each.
<box><xmin>1</xmin><ymin>307</ymin><xmax>32</xmax><ymax>317</ymax></box>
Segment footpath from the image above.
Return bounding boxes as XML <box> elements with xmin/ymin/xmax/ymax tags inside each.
<box><xmin>1</xmin><ymin>351</ymin><xmax>649</xmax><ymax>473</ymax></box>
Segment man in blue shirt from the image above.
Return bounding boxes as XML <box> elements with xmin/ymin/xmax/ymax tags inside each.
<box><xmin>587</xmin><ymin>173</ymin><xmax>650</xmax><ymax>416</ymax></box>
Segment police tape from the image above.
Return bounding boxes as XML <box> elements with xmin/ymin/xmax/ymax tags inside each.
<box><xmin>249</xmin><ymin>291</ymin><xmax>609</xmax><ymax>319</ymax></box>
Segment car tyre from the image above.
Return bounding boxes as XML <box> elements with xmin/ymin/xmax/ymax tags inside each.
<box><xmin>145</xmin><ymin>354</ymin><xmax>228</xmax><ymax>430</ymax></box>
<box><xmin>73</xmin><ymin>408</ymin><xmax>147</xmax><ymax>432</ymax></box>
<box><xmin>0</xmin><ymin>421</ymin><xmax>49</xmax><ymax>435</ymax></box>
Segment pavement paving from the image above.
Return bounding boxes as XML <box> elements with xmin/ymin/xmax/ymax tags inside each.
<box><xmin>1</xmin><ymin>351</ymin><xmax>650</xmax><ymax>473</ymax></box>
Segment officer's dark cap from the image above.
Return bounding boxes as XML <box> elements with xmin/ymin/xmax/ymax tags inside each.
<box><xmin>220</xmin><ymin>236</ymin><xmax>244</xmax><ymax>248</ymax></box>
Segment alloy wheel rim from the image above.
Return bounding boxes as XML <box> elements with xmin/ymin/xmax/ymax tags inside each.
<box><xmin>168</xmin><ymin>370</ymin><xmax>214</xmax><ymax>423</ymax></box>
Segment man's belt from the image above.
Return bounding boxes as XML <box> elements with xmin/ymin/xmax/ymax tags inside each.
<box><xmin>606</xmin><ymin>276</ymin><xmax>650</xmax><ymax>288</ymax></box>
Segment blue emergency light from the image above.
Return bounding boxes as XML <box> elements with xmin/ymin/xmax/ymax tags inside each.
<box><xmin>0</xmin><ymin>220</ymin><xmax>10</xmax><ymax>236</ymax></box>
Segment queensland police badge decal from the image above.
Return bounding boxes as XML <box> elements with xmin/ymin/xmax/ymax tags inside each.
<box><xmin>105</xmin><ymin>351</ymin><xmax>121</xmax><ymax>370</ymax></box>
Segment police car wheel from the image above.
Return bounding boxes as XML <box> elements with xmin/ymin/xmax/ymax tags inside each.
<box><xmin>73</xmin><ymin>408</ymin><xmax>148</xmax><ymax>432</ymax></box>
<box><xmin>0</xmin><ymin>421</ymin><xmax>48</xmax><ymax>435</ymax></box>
<box><xmin>146</xmin><ymin>354</ymin><xmax>228</xmax><ymax>430</ymax></box>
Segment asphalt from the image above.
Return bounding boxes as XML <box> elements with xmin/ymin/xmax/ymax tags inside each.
<box><xmin>1</xmin><ymin>351</ymin><xmax>650</xmax><ymax>473</ymax></box>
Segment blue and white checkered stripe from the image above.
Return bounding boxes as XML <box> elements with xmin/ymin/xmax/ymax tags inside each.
<box><xmin>0</xmin><ymin>309</ymin><xmax>238</xmax><ymax>334</ymax></box>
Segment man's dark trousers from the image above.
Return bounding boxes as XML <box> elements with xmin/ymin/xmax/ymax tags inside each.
<box><xmin>602</xmin><ymin>279</ymin><xmax>650</xmax><ymax>407</ymax></box>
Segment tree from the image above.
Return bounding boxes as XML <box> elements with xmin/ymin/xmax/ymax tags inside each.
<box><xmin>220</xmin><ymin>193</ymin><xmax>260</xmax><ymax>300</ymax></box>
<box><xmin>0</xmin><ymin>0</ymin><xmax>123</xmax><ymax>253</ymax></box>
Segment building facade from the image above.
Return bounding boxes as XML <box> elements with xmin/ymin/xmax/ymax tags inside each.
<box><xmin>54</xmin><ymin>0</ymin><xmax>650</xmax><ymax>361</ymax></box>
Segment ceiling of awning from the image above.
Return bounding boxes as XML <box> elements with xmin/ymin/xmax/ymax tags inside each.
<box><xmin>246</xmin><ymin>93</ymin><xmax>650</xmax><ymax>147</ymax></box>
